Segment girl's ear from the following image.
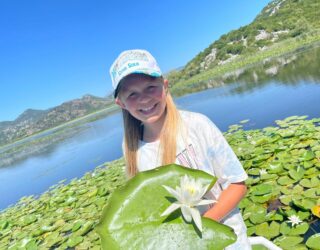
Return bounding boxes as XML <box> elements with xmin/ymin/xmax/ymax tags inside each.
<box><xmin>163</xmin><ymin>79</ymin><xmax>169</xmax><ymax>92</ymax></box>
<box><xmin>115</xmin><ymin>97</ymin><xmax>126</xmax><ymax>109</ymax></box>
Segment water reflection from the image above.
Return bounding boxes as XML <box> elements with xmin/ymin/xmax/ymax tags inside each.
<box><xmin>184</xmin><ymin>43</ymin><xmax>320</xmax><ymax>96</ymax></box>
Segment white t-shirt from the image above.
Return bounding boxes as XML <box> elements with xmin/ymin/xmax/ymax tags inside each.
<box><xmin>135</xmin><ymin>110</ymin><xmax>251</xmax><ymax>249</ymax></box>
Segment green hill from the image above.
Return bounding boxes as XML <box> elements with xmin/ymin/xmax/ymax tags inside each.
<box><xmin>167</xmin><ymin>0</ymin><xmax>320</xmax><ymax>91</ymax></box>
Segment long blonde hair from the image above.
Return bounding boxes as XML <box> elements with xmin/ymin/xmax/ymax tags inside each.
<box><xmin>120</xmin><ymin>78</ymin><xmax>180</xmax><ymax>178</ymax></box>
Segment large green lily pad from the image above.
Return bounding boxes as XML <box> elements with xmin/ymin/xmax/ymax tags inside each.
<box><xmin>96</xmin><ymin>164</ymin><xmax>236</xmax><ymax>250</ymax></box>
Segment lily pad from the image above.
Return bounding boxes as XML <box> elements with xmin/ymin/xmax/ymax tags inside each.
<box><xmin>66</xmin><ymin>235</ymin><xmax>84</xmax><ymax>247</ymax></box>
<box><xmin>251</xmin><ymin>193</ymin><xmax>272</xmax><ymax>203</ymax></box>
<box><xmin>96</xmin><ymin>164</ymin><xmax>236</xmax><ymax>250</ymax></box>
<box><xmin>299</xmin><ymin>176</ymin><xmax>320</xmax><ymax>188</ymax></box>
<box><xmin>278</xmin><ymin>129</ymin><xmax>295</xmax><ymax>138</ymax></box>
<box><xmin>303</xmin><ymin>188</ymin><xmax>319</xmax><ymax>198</ymax></box>
<box><xmin>289</xmin><ymin>166</ymin><xmax>305</xmax><ymax>181</ymax></box>
<box><xmin>42</xmin><ymin>231</ymin><xmax>63</xmax><ymax>248</ymax></box>
<box><xmin>303</xmin><ymin>160</ymin><xmax>315</xmax><ymax>169</ymax></box>
<box><xmin>293</xmin><ymin>198</ymin><xmax>316</xmax><ymax>210</ymax></box>
<box><xmin>18</xmin><ymin>215</ymin><xmax>37</xmax><ymax>227</ymax></box>
<box><xmin>251</xmin><ymin>184</ymin><xmax>273</xmax><ymax>196</ymax></box>
<box><xmin>247</xmin><ymin>205</ymin><xmax>267</xmax><ymax>224</ymax></box>
<box><xmin>273</xmin><ymin>235</ymin><xmax>303</xmax><ymax>249</ymax></box>
<box><xmin>72</xmin><ymin>220</ymin><xmax>83</xmax><ymax>232</ymax></box>
<box><xmin>265</xmin><ymin>211</ymin><xmax>283</xmax><ymax>222</ymax></box>
<box><xmin>301</xmin><ymin>150</ymin><xmax>315</xmax><ymax>161</ymax></box>
<box><xmin>278</xmin><ymin>176</ymin><xmax>297</xmax><ymax>186</ymax></box>
<box><xmin>255</xmin><ymin>221</ymin><xmax>280</xmax><ymax>239</ymax></box>
<box><xmin>0</xmin><ymin>220</ymin><xmax>9</xmax><ymax>230</ymax></box>
<box><xmin>306</xmin><ymin>233</ymin><xmax>320</xmax><ymax>249</ymax></box>
<box><xmin>76</xmin><ymin>221</ymin><xmax>94</xmax><ymax>236</ymax></box>
<box><xmin>280</xmin><ymin>222</ymin><xmax>309</xmax><ymax>236</ymax></box>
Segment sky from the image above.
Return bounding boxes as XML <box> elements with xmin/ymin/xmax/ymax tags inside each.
<box><xmin>0</xmin><ymin>0</ymin><xmax>271</xmax><ymax>122</ymax></box>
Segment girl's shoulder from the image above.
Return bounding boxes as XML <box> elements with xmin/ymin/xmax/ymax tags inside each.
<box><xmin>178</xmin><ymin>110</ymin><xmax>222</xmax><ymax>139</ymax></box>
<box><xmin>179</xmin><ymin>110</ymin><xmax>214</xmax><ymax>126</ymax></box>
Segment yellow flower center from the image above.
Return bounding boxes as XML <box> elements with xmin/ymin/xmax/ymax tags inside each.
<box><xmin>186</xmin><ymin>185</ymin><xmax>196</xmax><ymax>195</ymax></box>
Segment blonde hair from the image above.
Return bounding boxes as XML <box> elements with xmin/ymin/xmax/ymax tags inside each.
<box><xmin>120</xmin><ymin>78</ymin><xmax>180</xmax><ymax>178</ymax></box>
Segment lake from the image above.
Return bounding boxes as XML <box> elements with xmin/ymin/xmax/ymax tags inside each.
<box><xmin>1</xmin><ymin>45</ymin><xmax>320</xmax><ymax>211</ymax></box>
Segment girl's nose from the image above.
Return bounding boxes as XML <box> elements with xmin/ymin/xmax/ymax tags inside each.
<box><xmin>138</xmin><ymin>93</ymin><xmax>151</xmax><ymax>103</ymax></box>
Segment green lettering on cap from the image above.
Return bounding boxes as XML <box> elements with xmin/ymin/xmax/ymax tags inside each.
<box><xmin>128</xmin><ymin>62</ymin><xmax>139</xmax><ymax>68</ymax></box>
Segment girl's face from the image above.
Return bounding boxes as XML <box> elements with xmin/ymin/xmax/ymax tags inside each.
<box><xmin>115</xmin><ymin>74</ymin><xmax>168</xmax><ymax>126</ymax></box>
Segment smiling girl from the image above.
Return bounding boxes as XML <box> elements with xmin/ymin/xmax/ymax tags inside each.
<box><xmin>109</xmin><ymin>49</ymin><xmax>251</xmax><ymax>249</ymax></box>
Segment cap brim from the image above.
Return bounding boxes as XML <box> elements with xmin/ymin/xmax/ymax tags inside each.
<box><xmin>113</xmin><ymin>72</ymin><xmax>162</xmax><ymax>98</ymax></box>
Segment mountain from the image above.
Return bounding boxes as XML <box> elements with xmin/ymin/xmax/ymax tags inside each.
<box><xmin>0</xmin><ymin>94</ymin><xmax>114</xmax><ymax>146</ymax></box>
<box><xmin>167</xmin><ymin>0</ymin><xmax>320</xmax><ymax>86</ymax></box>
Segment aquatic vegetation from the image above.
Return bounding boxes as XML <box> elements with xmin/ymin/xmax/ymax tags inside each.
<box><xmin>227</xmin><ymin>115</ymin><xmax>320</xmax><ymax>249</ymax></box>
<box><xmin>96</xmin><ymin>165</ymin><xmax>235</xmax><ymax>249</ymax></box>
<box><xmin>0</xmin><ymin>159</ymin><xmax>126</xmax><ymax>249</ymax></box>
<box><xmin>0</xmin><ymin>115</ymin><xmax>319</xmax><ymax>249</ymax></box>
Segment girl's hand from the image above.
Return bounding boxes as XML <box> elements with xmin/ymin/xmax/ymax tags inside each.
<box><xmin>203</xmin><ymin>182</ymin><xmax>247</xmax><ymax>222</ymax></box>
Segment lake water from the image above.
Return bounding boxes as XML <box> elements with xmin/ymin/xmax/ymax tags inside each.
<box><xmin>1</xmin><ymin>46</ymin><xmax>320</xmax><ymax>211</ymax></box>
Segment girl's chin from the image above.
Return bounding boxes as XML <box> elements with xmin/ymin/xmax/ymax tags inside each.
<box><xmin>142</xmin><ymin>116</ymin><xmax>162</xmax><ymax>125</ymax></box>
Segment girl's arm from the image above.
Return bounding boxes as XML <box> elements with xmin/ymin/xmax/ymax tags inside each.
<box><xmin>203</xmin><ymin>181</ymin><xmax>247</xmax><ymax>222</ymax></box>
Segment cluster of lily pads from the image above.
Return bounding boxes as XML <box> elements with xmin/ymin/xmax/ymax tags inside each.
<box><xmin>225</xmin><ymin>116</ymin><xmax>320</xmax><ymax>250</ymax></box>
<box><xmin>0</xmin><ymin>115</ymin><xmax>319</xmax><ymax>249</ymax></box>
<box><xmin>0</xmin><ymin>159</ymin><xmax>126</xmax><ymax>249</ymax></box>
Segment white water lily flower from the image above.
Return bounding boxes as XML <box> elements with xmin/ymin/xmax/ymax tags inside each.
<box><xmin>161</xmin><ymin>175</ymin><xmax>216</xmax><ymax>232</ymax></box>
<box><xmin>288</xmin><ymin>215</ymin><xmax>302</xmax><ymax>227</ymax></box>
<box><xmin>259</xmin><ymin>169</ymin><xmax>267</xmax><ymax>175</ymax></box>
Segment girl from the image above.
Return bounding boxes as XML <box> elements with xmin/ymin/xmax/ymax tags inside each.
<box><xmin>110</xmin><ymin>49</ymin><xmax>251</xmax><ymax>249</ymax></box>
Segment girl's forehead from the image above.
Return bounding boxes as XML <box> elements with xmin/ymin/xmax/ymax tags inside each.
<box><xmin>120</xmin><ymin>74</ymin><xmax>162</xmax><ymax>91</ymax></box>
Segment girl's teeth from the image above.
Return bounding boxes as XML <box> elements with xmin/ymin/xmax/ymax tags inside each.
<box><xmin>143</xmin><ymin>107</ymin><xmax>151</xmax><ymax>111</ymax></box>
<box><xmin>142</xmin><ymin>105</ymin><xmax>154</xmax><ymax>111</ymax></box>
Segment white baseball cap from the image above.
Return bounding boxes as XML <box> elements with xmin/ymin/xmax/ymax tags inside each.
<box><xmin>110</xmin><ymin>49</ymin><xmax>162</xmax><ymax>97</ymax></box>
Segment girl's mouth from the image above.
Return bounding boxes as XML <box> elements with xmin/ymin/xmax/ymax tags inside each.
<box><xmin>139</xmin><ymin>103</ymin><xmax>157</xmax><ymax>115</ymax></box>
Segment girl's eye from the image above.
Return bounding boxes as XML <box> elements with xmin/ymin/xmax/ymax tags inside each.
<box><xmin>147</xmin><ymin>86</ymin><xmax>156</xmax><ymax>91</ymax></box>
<box><xmin>127</xmin><ymin>92</ymin><xmax>137</xmax><ymax>99</ymax></box>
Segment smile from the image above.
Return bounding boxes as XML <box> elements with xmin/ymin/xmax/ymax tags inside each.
<box><xmin>139</xmin><ymin>103</ymin><xmax>157</xmax><ymax>114</ymax></box>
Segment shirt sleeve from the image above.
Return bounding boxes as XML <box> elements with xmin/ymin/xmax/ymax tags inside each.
<box><xmin>202</xmin><ymin>116</ymin><xmax>248</xmax><ymax>186</ymax></box>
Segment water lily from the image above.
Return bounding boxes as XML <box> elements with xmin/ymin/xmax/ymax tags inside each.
<box><xmin>259</xmin><ymin>169</ymin><xmax>267</xmax><ymax>175</ymax></box>
<box><xmin>287</xmin><ymin>215</ymin><xmax>302</xmax><ymax>227</ymax></box>
<box><xmin>161</xmin><ymin>175</ymin><xmax>216</xmax><ymax>232</ymax></box>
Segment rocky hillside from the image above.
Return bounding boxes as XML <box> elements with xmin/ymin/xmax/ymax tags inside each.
<box><xmin>167</xmin><ymin>0</ymin><xmax>320</xmax><ymax>85</ymax></box>
<box><xmin>0</xmin><ymin>94</ymin><xmax>114</xmax><ymax>146</ymax></box>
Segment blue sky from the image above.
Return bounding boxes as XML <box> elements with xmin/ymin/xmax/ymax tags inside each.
<box><xmin>0</xmin><ymin>0</ymin><xmax>270</xmax><ymax>122</ymax></box>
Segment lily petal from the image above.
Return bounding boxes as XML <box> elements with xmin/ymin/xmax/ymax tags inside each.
<box><xmin>198</xmin><ymin>184</ymin><xmax>210</xmax><ymax>198</ymax></box>
<box><xmin>162</xmin><ymin>185</ymin><xmax>182</xmax><ymax>200</ymax></box>
<box><xmin>197</xmin><ymin>199</ymin><xmax>217</xmax><ymax>206</ymax></box>
<box><xmin>161</xmin><ymin>203</ymin><xmax>181</xmax><ymax>217</ymax></box>
<box><xmin>190</xmin><ymin>207</ymin><xmax>202</xmax><ymax>232</ymax></box>
<box><xmin>181</xmin><ymin>205</ymin><xmax>192</xmax><ymax>222</ymax></box>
